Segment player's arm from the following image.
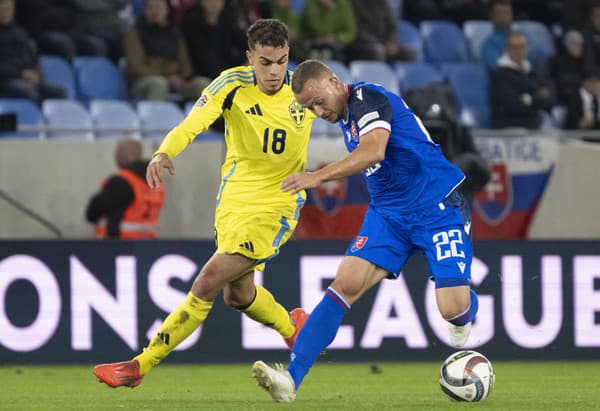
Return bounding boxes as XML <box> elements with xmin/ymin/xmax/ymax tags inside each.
<box><xmin>281</xmin><ymin>129</ymin><xmax>389</xmax><ymax>194</ymax></box>
<box><xmin>147</xmin><ymin>72</ymin><xmax>238</xmax><ymax>187</ymax></box>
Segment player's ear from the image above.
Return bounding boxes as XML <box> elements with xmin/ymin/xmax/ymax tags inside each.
<box><xmin>246</xmin><ymin>50</ymin><xmax>253</xmax><ymax>65</ymax></box>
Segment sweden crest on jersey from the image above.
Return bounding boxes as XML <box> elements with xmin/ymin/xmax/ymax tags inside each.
<box><xmin>289</xmin><ymin>101</ymin><xmax>305</xmax><ymax>125</ymax></box>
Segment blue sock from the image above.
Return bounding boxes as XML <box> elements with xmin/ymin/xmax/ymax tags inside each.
<box><xmin>449</xmin><ymin>289</ymin><xmax>479</xmax><ymax>326</ymax></box>
<box><xmin>287</xmin><ymin>287</ymin><xmax>349</xmax><ymax>390</ymax></box>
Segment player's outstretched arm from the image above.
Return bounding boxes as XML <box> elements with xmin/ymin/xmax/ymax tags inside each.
<box><xmin>146</xmin><ymin>153</ymin><xmax>175</xmax><ymax>189</ymax></box>
<box><xmin>281</xmin><ymin>130</ymin><xmax>389</xmax><ymax>194</ymax></box>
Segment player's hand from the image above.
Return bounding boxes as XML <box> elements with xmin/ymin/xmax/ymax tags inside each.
<box><xmin>281</xmin><ymin>171</ymin><xmax>322</xmax><ymax>194</ymax></box>
<box><xmin>146</xmin><ymin>152</ymin><xmax>175</xmax><ymax>189</ymax></box>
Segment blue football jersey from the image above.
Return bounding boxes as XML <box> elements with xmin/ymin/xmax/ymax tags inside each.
<box><xmin>338</xmin><ymin>82</ymin><xmax>465</xmax><ymax>216</ymax></box>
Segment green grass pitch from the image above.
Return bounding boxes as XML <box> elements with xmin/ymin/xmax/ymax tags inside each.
<box><xmin>1</xmin><ymin>362</ymin><xmax>599</xmax><ymax>410</ymax></box>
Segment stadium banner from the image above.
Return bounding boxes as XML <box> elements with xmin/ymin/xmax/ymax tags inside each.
<box><xmin>472</xmin><ymin>133</ymin><xmax>559</xmax><ymax>239</ymax></box>
<box><xmin>1</xmin><ymin>240</ymin><xmax>599</xmax><ymax>365</ymax></box>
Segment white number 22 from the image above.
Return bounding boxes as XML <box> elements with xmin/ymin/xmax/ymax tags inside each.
<box><xmin>432</xmin><ymin>229</ymin><xmax>465</xmax><ymax>261</ymax></box>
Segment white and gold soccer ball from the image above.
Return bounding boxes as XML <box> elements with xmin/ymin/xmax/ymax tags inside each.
<box><xmin>439</xmin><ymin>350</ymin><xmax>495</xmax><ymax>402</ymax></box>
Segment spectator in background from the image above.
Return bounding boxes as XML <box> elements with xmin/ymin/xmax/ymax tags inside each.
<box><xmin>67</xmin><ymin>0</ymin><xmax>129</xmax><ymax>62</ymax></box>
<box><xmin>565</xmin><ymin>69</ymin><xmax>600</xmax><ymax>130</ymax></box>
<box><xmin>490</xmin><ymin>31</ymin><xmax>554</xmax><ymax>129</ymax></box>
<box><xmin>124</xmin><ymin>0</ymin><xmax>206</xmax><ymax>101</ymax></box>
<box><xmin>271</xmin><ymin>0</ymin><xmax>309</xmax><ymax>62</ymax></box>
<box><xmin>583</xmin><ymin>2</ymin><xmax>600</xmax><ymax>72</ymax></box>
<box><xmin>0</xmin><ymin>0</ymin><xmax>66</xmax><ymax>103</ymax></box>
<box><xmin>181</xmin><ymin>0</ymin><xmax>246</xmax><ymax>81</ymax></box>
<box><xmin>86</xmin><ymin>138</ymin><xmax>165</xmax><ymax>239</ymax></box>
<box><xmin>300</xmin><ymin>0</ymin><xmax>356</xmax><ymax>61</ymax></box>
<box><xmin>170</xmin><ymin>0</ymin><xmax>198</xmax><ymax>24</ymax></box>
<box><xmin>554</xmin><ymin>30</ymin><xmax>587</xmax><ymax>105</ymax></box>
<box><xmin>15</xmin><ymin>0</ymin><xmax>107</xmax><ymax>62</ymax></box>
<box><xmin>347</xmin><ymin>0</ymin><xmax>416</xmax><ymax>62</ymax></box>
<box><xmin>481</xmin><ymin>0</ymin><xmax>514</xmax><ymax>71</ymax></box>
<box><xmin>236</xmin><ymin>0</ymin><xmax>271</xmax><ymax>31</ymax></box>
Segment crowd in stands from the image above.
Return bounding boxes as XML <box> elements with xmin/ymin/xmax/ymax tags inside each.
<box><xmin>2</xmin><ymin>0</ymin><xmax>600</xmax><ymax>136</ymax></box>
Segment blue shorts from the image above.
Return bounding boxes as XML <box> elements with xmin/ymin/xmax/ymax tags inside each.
<box><xmin>345</xmin><ymin>191</ymin><xmax>473</xmax><ymax>288</ymax></box>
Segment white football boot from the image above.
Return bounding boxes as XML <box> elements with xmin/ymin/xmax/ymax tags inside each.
<box><xmin>252</xmin><ymin>361</ymin><xmax>296</xmax><ymax>402</ymax></box>
<box><xmin>448</xmin><ymin>321</ymin><xmax>472</xmax><ymax>348</ymax></box>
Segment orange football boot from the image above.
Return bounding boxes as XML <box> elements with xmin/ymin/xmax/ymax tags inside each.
<box><xmin>283</xmin><ymin>308</ymin><xmax>309</xmax><ymax>349</ymax></box>
<box><xmin>93</xmin><ymin>359</ymin><xmax>144</xmax><ymax>388</ymax></box>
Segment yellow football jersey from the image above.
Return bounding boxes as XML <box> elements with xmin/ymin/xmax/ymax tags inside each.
<box><xmin>155</xmin><ymin>66</ymin><xmax>315</xmax><ymax>215</ymax></box>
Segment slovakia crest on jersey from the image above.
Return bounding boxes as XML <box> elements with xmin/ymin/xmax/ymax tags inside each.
<box><xmin>473</xmin><ymin>163</ymin><xmax>512</xmax><ymax>225</ymax></box>
<box><xmin>350</xmin><ymin>121</ymin><xmax>358</xmax><ymax>139</ymax></box>
<box><xmin>311</xmin><ymin>163</ymin><xmax>348</xmax><ymax>214</ymax></box>
<box><xmin>351</xmin><ymin>236</ymin><xmax>368</xmax><ymax>252</ymax></box>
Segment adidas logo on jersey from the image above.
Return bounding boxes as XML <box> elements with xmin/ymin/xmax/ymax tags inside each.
<box><xmin>239</xmin><ymin>241</ymin><xmax>255</xmax><ymax>252</ymax></box>
<box><xmin>244</xmin><ymin>104</ymin><xmax>263</xmax><ymax>116</ymax></box>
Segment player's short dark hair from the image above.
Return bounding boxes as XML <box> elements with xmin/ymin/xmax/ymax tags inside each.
<box><xmin>291</xmin><ymin>60</ymin><xmax>332</xmax><ymax>93</ymax></box>
<box><xmin>247</xmin><ymin>19</ymin><xmax>289</xmax><ymax>50</ymax></box>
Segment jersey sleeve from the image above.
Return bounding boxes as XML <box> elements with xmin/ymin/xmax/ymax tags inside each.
<box><xmin>350</xmin><ymin>86</ymin><xmax>393</xmax><ymax>138</ymax></box>
<box><xmin>154</xmin><ymin>67</ymin><xmax>250</xmax><ymax>158</ymax></box>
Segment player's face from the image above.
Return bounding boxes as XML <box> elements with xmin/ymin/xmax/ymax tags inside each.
<box><xmin>295</xmin><ymin>75</ymin><xmax>347</xmax><ymax>123</ymax></box>
<box><xmin>247</xmin><ymin>44</ymin><xmax>289</xmax><ymax>95</ymax></box>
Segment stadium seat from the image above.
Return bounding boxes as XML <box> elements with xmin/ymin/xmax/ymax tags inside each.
<box><xmin>290</xmin><ymin>0</ymin><xmax>306</xmax><ymax>14</ymax></box>
<box><xmin>0</xmin><ymin>98</ymin><xmax>44</xmax><ymax>139</ymax></box>
<box><xmin>441</xmin><ymin>63</ymin><xmax>489</xmax><ymax>108</ymax></box>
<box><xmin>73</xmin><ymin>57</ymin><xmax>125</xmax><ymax>102</ymax></box>
<box><xmin>441</xmin><ymin>63</ymin><xmax>490</xmax><ymax>128</ymax></box>
<box><xmin>459</xmin><ymin>106</ymin><xmax>491</xmax><ymax>129</ymax></box>
<box><xmin>40</xmin><ymin>55</ymin><xmax>76</xmax><ymax>99</ymax></box>
<box><xmin>462</xmin><ymin>20</ymin><xmax>494</xmax><ymax>61</ymax></box>
<box><xmin>42</xmin><ymin>99</ymin><xmax>93</xmax><ymax>140</ymax></box>
<box><xmin>420</xmin><ymin>20</ymin><xmax>469</xmax><ymax>64</ymax></box>
<box><xmin>397</xmin><ymin>20</ymin><xmax>423</xmax><ymax>62</ymax></box>
<box><xmin>512</xmin><ymin>21</ymin><xmax>556</xmax><ymax>61</ymax></box>
<box><xmin>349</xmin><ymin>60</ymin><xmax>400</xmax><ymax>94</ymax></box>
<box><xmin>89</xmin><ymin>99</ymin><xmax>139</xmax><ymax>140</ymax></box>
<box><xmin>387</xmin><ymin>0</ymin><xmax>403</xmax><ymax>19</ymax></box>
<box><xmin>394</xmin><ymin>62</ymin><xmax>443</xmax><ymax>94</ymax></box>
<box><xmin>137</xmin><ymin>100</ymin><xmax>184</xmax><ymax>140</ymax></box>
<box><xmin>323</xmin><ymin>60</ymin><xmax>352</xmax><ymax>84</ymax></box>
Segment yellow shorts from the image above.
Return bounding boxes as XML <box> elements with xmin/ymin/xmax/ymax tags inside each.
<box><xmin>214</xmin><ymin>210</ymin><xmax>298</xmax><ymax>271</ymax></box>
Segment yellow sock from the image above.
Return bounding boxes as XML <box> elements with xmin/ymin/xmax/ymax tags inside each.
<box><xmin>134</xmin><ymin>292</ymin><xmax>212</xmax><ymax>375</ymax></box>
<box><xmin>242</xmin><ymin>285</ymin><xmax>295</xmax><ymax>338</ymax></box>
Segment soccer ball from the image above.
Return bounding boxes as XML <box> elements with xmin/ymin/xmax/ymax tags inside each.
<box><xmin>439</xmin><ymin>350</ymin><xmax>495</xmax><ymax>402</ymax></box>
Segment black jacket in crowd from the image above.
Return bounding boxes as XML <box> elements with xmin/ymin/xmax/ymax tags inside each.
<box><xmin>490</xmin><ymin>66</ymin><xmax>554</xmax><ymax>129</ymax></box>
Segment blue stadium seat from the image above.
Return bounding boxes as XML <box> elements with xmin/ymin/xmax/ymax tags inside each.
<box><xmin>290</xmin><ymin>0</ymin><xmax>306</xmax><ymax>14</ymax></box>
<box><xmin>441</xmin><ymin>63</ymin><xmax>489</xmax><ymax>108</ymax></box>
<box><xmin>89</xmin><ymin>99</ymin><xmax>139</xmax><ymax>140</ymax></box>
<box><xmin>311</xmin><ymin>118</ymin><xmax>339</xmax><ymax>138</ymax></box>
<box><xmin>323</xmin><ymin>60</ymin><xmax>352</xmax><ymax>84</ymax></box>
<box><xmin>420</xmin><ymin>20</ymin><xmax>469</xmax><ymax>64</ymax></box>
<box><xmin>441</xmin><ymin>63</ymin><xmax>490</xmax><ymax>128</ymax></box>
<box><xmin>512</xmin><ymin>21</ymin><xmax>556</xmax><ymax>61</ymax></box>
<box><xmin>137</xmin><ymin>100</ymin><xmax>184</xmax><ymax>140</ymax></box>
<box><xmin>397</xmin><ymin>20</ymin><xmax>423</xmax><ymax>62</ymax></box>
<box><xmin>394</xmin><ymin>62</ymin><xmax>443</xmax><ymax>94</ymax></box>
<box><xmin>42</xmin><ymin>99</ymin><xmax>93</xmax><ymax>140</ymax></box>
<box><xmin>462</xmin><ymin>20</ymin><xmax>494</xmax><ymax>61</ymax></box>
<box><xmin>73</xmin><ymin>57</ymin><xmax>125</xmax><ymax>102</ymax></box>
<box><xmin>459</xmin><ymin>106</ymin><xmax>491</xmax><ymax>129</ymax></box>
<box><xmin>349</xmin><ymin>60</ymin><xmax>400</xmax><ymax>94</ymax></box>
<box><xmin>0</xmin><ymin>98</ymin><xmax>44</xmax><ymax>139</ymax></box>
<box><xmin>387</xmin><ymin>0</ymin><xmax>403</xmax><ymax>19</ymax></box>
<box><xmin>40</xmin><ymin>55</ymin><xmax>76</xmax><ymax>99</ymax></box>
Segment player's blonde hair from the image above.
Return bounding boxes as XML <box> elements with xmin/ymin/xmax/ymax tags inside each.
<box><xmin>291</xmin><ymin>60</ymin><xmax>333</xmax><ymax>94</ymax></box>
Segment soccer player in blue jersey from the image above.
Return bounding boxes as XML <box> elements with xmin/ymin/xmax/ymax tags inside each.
<box><xmin>252</xmin><ymin>59</ymin><xmax>479</xmax><ymax>402</ymax></box>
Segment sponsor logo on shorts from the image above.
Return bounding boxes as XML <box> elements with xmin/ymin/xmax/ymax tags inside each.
<box><xmin>351</xmin><ymin>236</ymin><xmax>368</xmax><ymax>252</ymax></box>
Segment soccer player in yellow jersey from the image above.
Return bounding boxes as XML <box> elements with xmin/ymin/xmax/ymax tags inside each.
<box><xmin>93</xmin><ymin>19</ymin><xmax>315</xmax><ymax>388</ymax></box>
